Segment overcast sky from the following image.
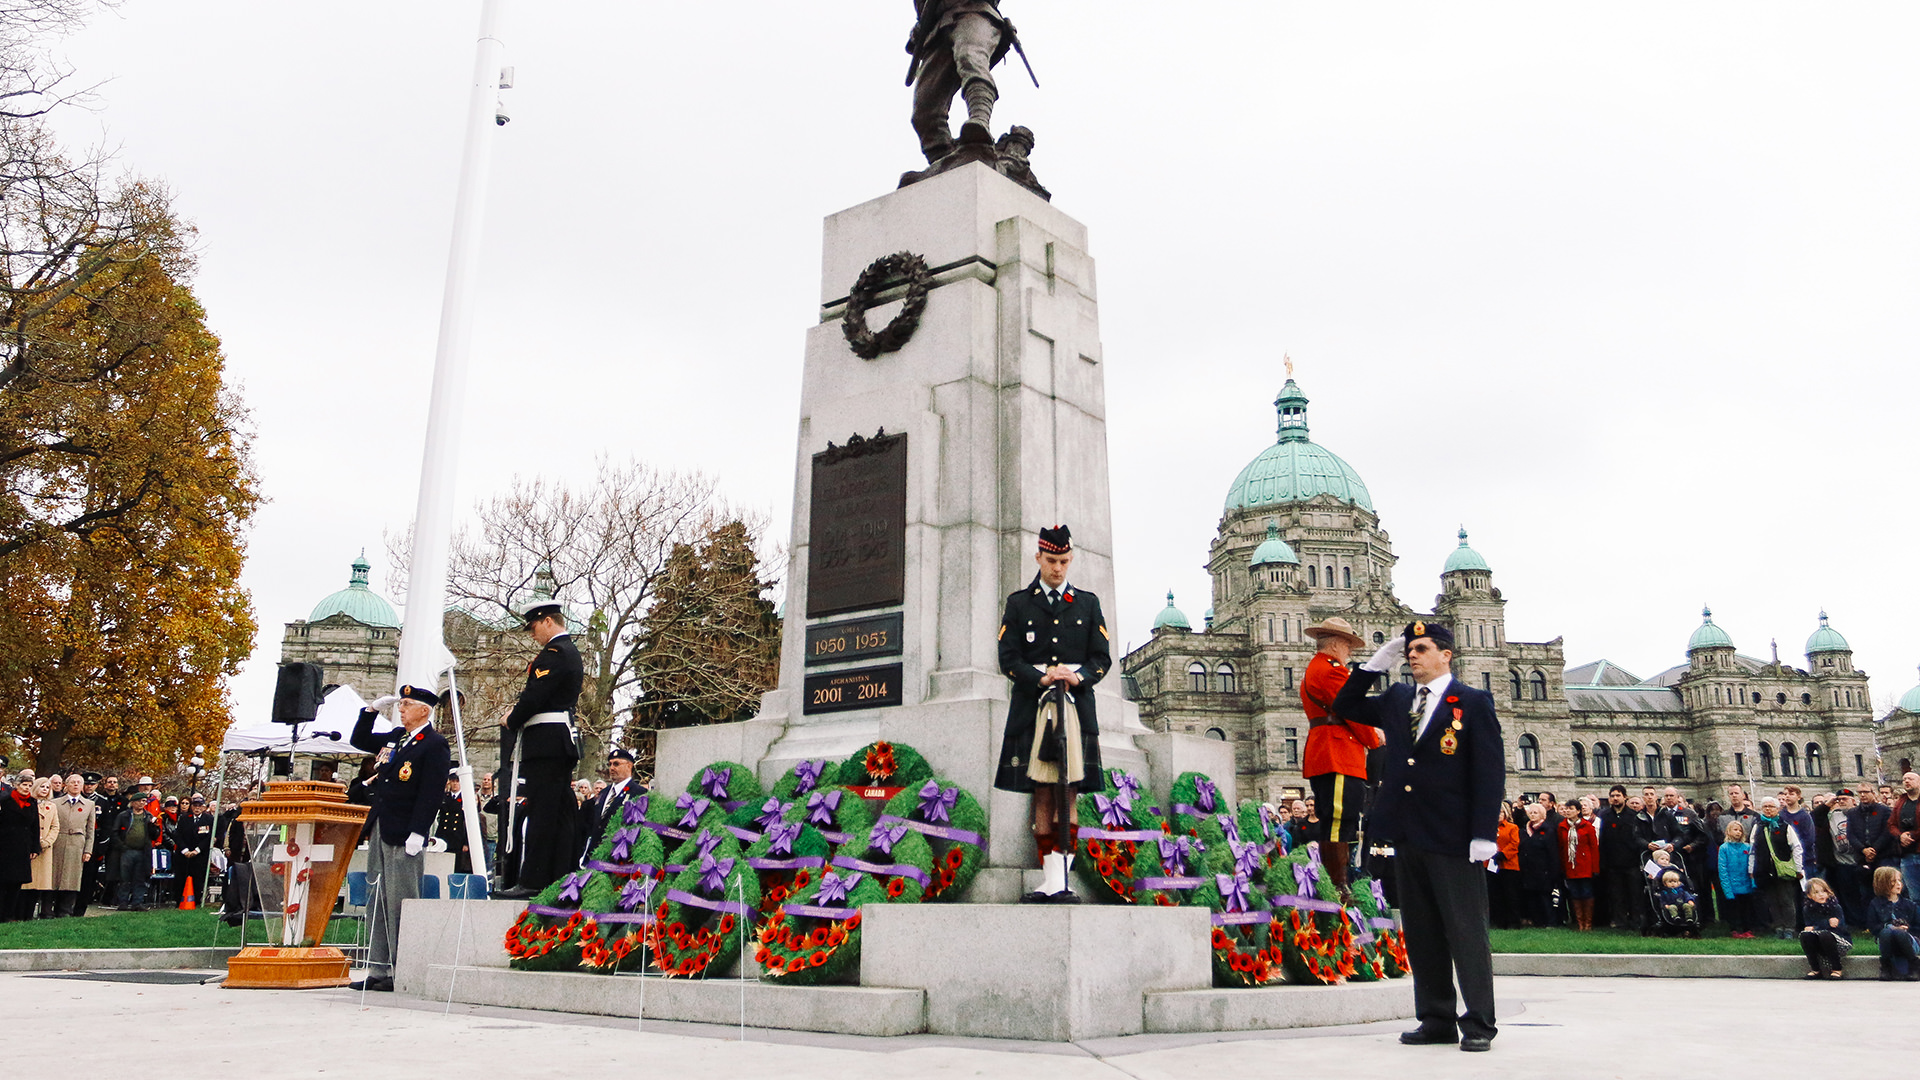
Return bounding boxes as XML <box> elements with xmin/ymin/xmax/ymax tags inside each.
<box><xmin>46</xmin><ymin>2</ymin><xmax>1920</xmax><ymax>728</ymax></box>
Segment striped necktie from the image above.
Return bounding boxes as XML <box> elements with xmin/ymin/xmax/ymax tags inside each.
<box><xmin>1410</xmin><ymin>686</ymin><xmax>1429</xmax><ymax>742</ymax></box>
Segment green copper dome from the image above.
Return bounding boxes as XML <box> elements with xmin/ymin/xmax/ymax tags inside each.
<box><xmin>1153</xmin><ymin>590</ymin><xmax>1191</xmax><ymax>631</ymax></box>
<box><xmin>1687</xmin><ymin>606</ymin><xmax>1733</xmax><ymax>652</ymax></box>
<box><xmin>1249</xmin><ymin>521</ymin><xmax>1299</xmax><ymax>567</ymax></box>
<box><xmin>1443</xmin><ymin>527</ymin><xmax>1490</xmax><ymax>573</ymax></box>
<box><xmin>1223</xmin><ymin>379</ymin><xmax>1374</xmax><ymax>514</ymax></box>
<box><xmin>1899</xmin><ymin>668</ymin><xmax>1920</xmax><ymax>714</ymax></box>
<box><xmin>308</xmin><ymin>551</ymin><xmax>399</xmax><ymax>628</ymax></box>
<box><xmin>1804</xmin><ymin>611</ymin><xmax>1849</xmax><ymax>654</ymax></box>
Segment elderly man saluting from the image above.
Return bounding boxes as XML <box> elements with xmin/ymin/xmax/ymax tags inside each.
<box><xmin>1333</xmin><ymin>621</ymin><xmax>1504</xmax><ymax>1053</ymax></box>
<box><xmin>349</xmin><ymin>684</ymin><xmax>451</xmax><ymax>992</ymax></box>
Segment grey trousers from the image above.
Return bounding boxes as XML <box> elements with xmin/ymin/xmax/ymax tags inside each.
<box><xmin>1397</xmin><ymin>846</ymin><xmax>1498</xmax><ymax>1041</ymax></box>
<box><xmin>365</xmin><ymin>838</ymin><xmax>421</xmax><ymax>975</ymax></box>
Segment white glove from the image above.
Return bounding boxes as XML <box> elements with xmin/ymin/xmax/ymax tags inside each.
<box><xmin>1362</xmin><ymin>635</ymin><xmax>1406</xmax><ymax>672</ymax></box>
<box><xmin>1469</xmin><ymin>839</ymin><xmax>1498</xmax><ymax>864</ymax></box>
<box><xmin>369</xmin><ymin>695</ymin><xmax>401</xmax><ymax>711</ymax></box>
<box><xmin>426</xmin><ymin>836</ymin><xmax>448</xmax><ymax>853</ymax></box>
<box><xmin>404</xmin><ymin>832</ymin><xmax>425</xmax><ymax>857</ymax></box>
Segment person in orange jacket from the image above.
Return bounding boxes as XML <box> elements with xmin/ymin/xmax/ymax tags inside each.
<box><xmin>1299</xmin><ymin>616</ymin><xmax>1383</xmax><ymax>903</ymax></box>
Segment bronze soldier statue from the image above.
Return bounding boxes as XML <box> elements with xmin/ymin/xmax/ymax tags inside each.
<box><xmin>905</xmin><ymin>0</ymin><xmax>1015</xmax><ymax>166</ymax></box>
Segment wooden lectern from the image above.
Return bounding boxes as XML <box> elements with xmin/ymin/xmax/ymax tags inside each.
<box><xmin>225</xmin><ymin>780</ymin><xmax>369</xmax><ymax>990</ymax></box>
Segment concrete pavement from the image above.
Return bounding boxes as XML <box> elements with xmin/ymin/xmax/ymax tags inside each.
<box><xmin>6</xmin><ymin>971</ymin><xmax>1909</xmax><ymax>1077</ymax></box>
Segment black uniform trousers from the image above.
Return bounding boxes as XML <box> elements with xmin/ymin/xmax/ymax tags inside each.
<box><xmin>1398</xmin><ymin>845</ymin><xmax>1497</xmax><ymax>1041</ymax></box>
<box><xmin>514</xmin><ymin>761</ymin><xmax>575</xmax><ymax>894</ymax></box>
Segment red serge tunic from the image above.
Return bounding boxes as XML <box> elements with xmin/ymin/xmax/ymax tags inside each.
<box><xmin>1300</xmin><ymin>652</ymin><xmax>1382</xmax><ymax>779</ymax></box>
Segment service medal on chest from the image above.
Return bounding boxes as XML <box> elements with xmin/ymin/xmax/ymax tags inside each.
<box><xmin>1440</xmin><ymin>730</ymin><xmax>1459</xmax><ymax>756</ymax></box>
<box><xmin>398</xmin><ymin>762</ymin><xmax>412</xmax><ymax>782</ymax></box>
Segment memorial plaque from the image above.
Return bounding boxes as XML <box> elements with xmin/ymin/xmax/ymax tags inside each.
<box><xmin>807</xmin><ymin>431</ymin><xmax>907</xmax><ymax>617</ymax></box>
<box><xmin>805</xmin><ymin>612</ymin><xmax>905</xmax><ymax>666</ymax></box>
<box><xmin>802</xmin><ymin>663</ymin><xmax>903</xmax><ymax>715</ymax></box>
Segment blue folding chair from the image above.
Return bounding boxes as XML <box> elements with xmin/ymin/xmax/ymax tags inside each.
<box><xmin>448</xmin><ymin>874</ymin><xmax>489</xmax><ymax>900</ymax></box>
<box><xmin>419</xmin><ymin>874</ymin><xmax>442</xmax><ymax>900</ymax></box>
<box><xmin>346</xmin><ymin>871</ymin><xmax>369</xmax><ymax>909</ymax></box>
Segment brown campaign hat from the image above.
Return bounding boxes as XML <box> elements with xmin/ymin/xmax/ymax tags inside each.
<box><xmin>1303</xmin><ymin>616</ymin><xmax>1365</xmax><ymax>649</ymax></box>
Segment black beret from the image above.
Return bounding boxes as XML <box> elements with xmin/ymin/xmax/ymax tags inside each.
<box><xmin>1402</xmin><ymin>619</ymin><xmax>1456</xmax><ymax>650</ymax></box>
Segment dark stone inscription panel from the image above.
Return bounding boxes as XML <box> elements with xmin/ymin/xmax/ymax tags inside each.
<box><xmin>805</xmin><ymin>612</ymin><xmax>905</xmax><ymax>667</ymax></box>
<box><xmin>802</xmin><ymin>663</ymin><xmax>903</xmax><ymax>715</ymax></box>
<box><xmin>807</xmin><ymin>432</ymin><xmax>906</xmax><ymax>618</ymax></box>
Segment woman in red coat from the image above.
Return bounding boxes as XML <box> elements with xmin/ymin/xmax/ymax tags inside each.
<box><xmin>1558</xmin><ymin>796</ymin><xmax>1602</xmax><ymax>930</ymax></box>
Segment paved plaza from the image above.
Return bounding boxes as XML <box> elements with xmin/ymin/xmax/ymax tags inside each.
<box><xmin>8</xmin><ymin>972</ymin><xmax>1908</xmax><ymax>1077</ymax></box>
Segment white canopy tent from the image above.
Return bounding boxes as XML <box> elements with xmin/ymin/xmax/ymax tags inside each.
<box><xmin>220</xmin><ymin>685</ymin><xmax>390</xmax><ymax>756</ymax></box>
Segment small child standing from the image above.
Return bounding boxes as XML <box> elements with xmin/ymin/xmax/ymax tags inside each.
<box><xmin>1717</xmin><ymin>821</ymin><xmax>1756</xmax><ymax>938</ymax></box>
<box><xmin>1867</xmin><ymin>866</ymin><xmax>1918</xmax><ymax>981</ymax></box>
<box><xmin>1799</xmin><ymin>877</ymin><xmax>1852</xmax><ymax>979</ymax></box>
<box><xmin>1657</xmin><ymin>869</ymin><xmax>1698</xmax><ymax>928</ymax></box>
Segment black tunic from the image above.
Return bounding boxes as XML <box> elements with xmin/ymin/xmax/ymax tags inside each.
<box><xmin>992</xmin><ymin>575</ymin><xmax>1111</xmax><ymax>793</ymax></box>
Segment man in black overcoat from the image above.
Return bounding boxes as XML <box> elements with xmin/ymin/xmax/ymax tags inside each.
<box><xmin>348</xmin><ymin>683</ymin><xmax>452</xmax><ymax>992</ymax></box>
<box><xmin>580</xmin><ymin>748</ymin><xmax>642</xmax><ymax>866</ymax></box>
<box><xmin>992</xmin><ymin>524</ymin><xmax>1109</xmax><ymax>904</ymax></box>
<box><xmin>495</xmin><ymin>599</ymin><xmax>584</xmax><ymax>899</ymax></box>
<box><xmin>1332</xmin><ymin>620</ymin><xmax>1504</xmax><ymax>1053</ymax></box>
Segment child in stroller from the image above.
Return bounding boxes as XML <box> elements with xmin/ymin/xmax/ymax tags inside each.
<box><xmin>1643</xmin><ymin>851</ymin><xmax>1703</xmax><ymax>937</ymax></box>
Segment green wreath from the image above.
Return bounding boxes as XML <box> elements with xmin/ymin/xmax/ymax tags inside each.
<box><xmin>1074</xmin><ymin>768</ymin><xmax>1160</xmax><ymax>902</ymax></box>
<box><xmin>1349</xmin><ymin>874</ymin><xmax>1409</xmax><ymax>978</ymax></box>
<box><xmin>781</xmin><ymin>784</ymin><xmax>876</xmax><ymax>849</ymax></box>
<box><xmin>1167</xmin><ymin>771</ymin><xmax>1230</xmax><ymax>842</ymax></box>
<box><xmin>830</xmin><ymin>814</ymin><xmax>936</xmax><ymax>903</ymax></box>
<box><xmin>756</xmin><ymin>867</ymin><xmax>886</xmax><ymax>984</ymax></box>
<box><xmin>685</xmin><ymin>760</ymin><xmax>767</xmax><ymax>832</ymax></box>
<box><xmin>840</xmin><ymin>740</ymin><xmax>934</xmax><ymax>788</ymax></box>
<box><xmin>1191</xmin><ymin>873</ymin><xmax>1283</xmax><ymax>986</ymax></box>
<box><xmin>646</xmin><ymin>828</ymin><xmax>761</xmax><ymax>978</ymax></box>
<box><xmin>744</xmin><ymin>818</ymin><xmax>834</xmax><ymax>917</ymax></box>
<box><xmin>877</xmin><ymin>777</ymin><xmax>985</xmax><ymax>901</ymax></box>
<box><xmin>576</xmin><ymin>798</ymin><xmax>670</xmax><ymax>971</ymax></box>
<box><xmin>647</xmin><ymin>785</ymin><xmax>733</xmax><ymax>849</ymax></box>
<box><xmin>1130</xmin><ymin>825</ymin><xmax>1214</xmax><ymax>908</ymax></box>
<box><xmin>1271</xmin><ymin>848</ymin><xmax>1357</xmax><ymax>984</ymax></box>
<box><xmin>769</xmin><ymin>757</ymin><xmax>841</xmax><ymax>802</ymax></box>
<box><xmin>505</xmin><ymin>867</ymin><xmax>604</xmax><ymax>971</ymax></box>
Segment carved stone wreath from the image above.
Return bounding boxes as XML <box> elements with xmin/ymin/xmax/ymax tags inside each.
<box><xmin>842</xmin><ymin>251</ymin><xmax>931</xmax><ymax>360</ymax></box>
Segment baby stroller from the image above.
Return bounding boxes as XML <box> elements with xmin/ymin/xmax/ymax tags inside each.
<box><xmin>1643</xmin><ymin>859</ymin><xmax>1703</xmax><ymax>938</ymax></box>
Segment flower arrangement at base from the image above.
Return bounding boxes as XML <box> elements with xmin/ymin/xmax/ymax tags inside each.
<box><xmin>745</xmin><ymin>818</ymin><xmax>833</xmax><ymax>916</ymax></box>
<box><xmin>1131</xmin><ymin>830</ymin><xmax>1213</xmax><ymax>908</ymax></box>
<box><xmin>647</xmin><ymin>786</ymin><xmax>733</xmax><ymax>849</ymax></box>
<box><xmin>769</xmin><ymin>758</ymin><xmax>841</xmax><ymax>802</ymax></box>
<box><xmin>1271</xmin><ymin>848</ymin><xmax>1357</xmax><ymax>985</ymax></box>
<box><xmin>1167</xmin><ymin>771</ymin><xmax>1230</xmax><ymax>844</ymax></box>
<box><xmin>755</xmin><ymin>868</ymin><xmax>886</xmax><ymax>985</ymax></box>
<box><xmin>1349</xmin><ymin>874</ymin><xmax>1408</xmax><ymax>978</ymax></box>
<box><xmin>506</xmin><ymin>869</ymin><xmax>603</xmax><ymax>971</ymax></box>
<box><xmin>1073</xmin><ymin>769</ymin><xmax>1161</xmax><ymax>903</ymax></box>
<box><xmin>646</xmin><ymin>828</ymin><xmax>761</xmax><ymax>978</ymax></box>
<box><xmin>781</xmin><ymin>783</ymin><xmax>875</xmax><ymax>848</ymax></box>
<box><xmin>1190</xmin><ymin>871</ymin><xmax>1284</xmax><ymax>986</ymax></box>
<box><xmin>876</xmin><ymin>777</ymin><xmax>985</xmax><ymax>900</ymax></box>
<box><xmin>575</xmin><ymin>798</ymin><xmax>670</xmax><ymax>971</ymax></box>
<box><xmin>685</xmin><ymin>761</ymin><xmax>768</xmax><ymax>840</ymax></box>
<box><xmin>839</xmin><ymin>740</ymin><xmax>933</xmax><ymax>788</ymax></box>
<box><xmin>1237</xmin><ymin>798</ymin><xmax>1291</xmax><ymax>867</ymax></box>
<box><xmin>829</xmin><ymin>816</ymin><xmax>935</xmax><ymax>904</ymax></box>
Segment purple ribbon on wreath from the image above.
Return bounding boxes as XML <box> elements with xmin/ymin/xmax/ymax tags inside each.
<box><xmin>608</xmin><ymin>824</ymin><xmax>643</xmax><ymax>862</ymax></box>
<box><xmin>805</xmin><ymin>788</ymin><xmax>842</xmax><ymax>826</ymax></box>
<box><xmin>765</xmin><ymin>820</ymin><xmax>802</xmax><ymax>856</ymax></box>
<box><xmin>700</xmin><ymin>767</ymin><xmax>732</xmax><ymax>800</ymax></box>
<box><xmin>793</xmin><ymin>759</ymin><xmax>826</xmax><ymax>796</ymax></box>
<box><xmin>696</xmin><ymin>852</ymin><xmax>736</xmax><ymax>894</ymax></box>
<box><xmin>617</xmin><ymin>874</ymin><xmax>658</xmax><ymax>913</ymax></box>
<box><xmin>1371</xmin><ymin>879</ymin><xmax>1389</xmax><ymax>913</ymax></box>
<box><xmin>1216</xmin><ymin>813</ymin><xmax>1240</xmax><ymax>843</ymax></box>
<box><xmin>622</xmin><ymin>794</ymin><xmax>650</xmax><ymax>826</ymax></box>
<box><xmin>917</xmin><ymin>780</ymin><xmax>957</xmax><ymax>823</ymax></box>
<box><xmin>1292</xmin><ymin>859</ymin><xmax>1322</xmax><ymax>898</ymax></box>
<box><xmin>869</xmin><ymin>820</ymin><xmax>908</xmax><ymax>857</ymax></box>
<box><xmin>693</xmin><ymin>830</ymin><xmax>724</xmax><ymax>862</ymax></box>
<box><xmin>675</xmin><ymin>793</ymin><xmax>710</xmax><ymax>828</ymax></box>
<box><xmin>1114</xmin><ymin>772</ymin><xmax>1143</xmax><ymax>804</ymax></box>
<box><xmin>1094</xmin><ymin>793</ymin><xmax>1131</xmax><ymax>829</ymax></box>
<box><xmin>816</xmin><ymin>870</ymin><xmax>860</xmax><ymax>905</ymax></box>
<box><xmin>555</xmin><ymin>871</ymin><xmax>591</xmax><ymax>905</ymax></box>
<box><xmin>754</xmin><ymin>796</ymin><xmax>791</xmax><ymax>830</ymax></box>
<box><xmin>1217</xmin><ymin>873</ymin><xmax>1253</xmax><ymax>913</ymax></box>
<box><xmin>1229</xmin><ymin>838</ymin><xmax>1262</xmax><ymax>879</ymax></box>
<box><xmin>1157</xmin><ymin>834</ymin><xmax>1202</xmax><ymax>877</ymax></box>
<box><xmin>1195</xmin><ymin>777</ymin><xmax>1219</xmax><ymax>814</ymax></box>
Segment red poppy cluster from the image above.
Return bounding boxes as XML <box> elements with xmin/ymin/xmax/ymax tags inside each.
<box><xmin>862</xmin><ymin>742</ymin><xmax>898</xmax><ymax>781</ymax></box>
<box><xmin>755</xmin><ymin>907</ymin><xmax>861</xmax><ymax>977</ymax></box>
<box><xmin>1210</xmin><ymin>923</ymin><xmax>1282</xmax><ymax>986</ymax></box>
<box><xmin>505</xmin><ymin>910</ymin><xmax>593</xmax><ymax>967</ymax></box>
<box><xmin>1077</xmin><ymin>838</ymin><xmax>1139</xmax><ymax>901</ymax></box>
<box><xmin>646</xmin><ymin>902</ymin><xmax>738</xmax><ymax>978</ymax></box>
<box><xmin>1278</xmin><ymin>907</ymin><xmax>1358</xmax><ymax>985</ymax></box>
<box><xmin>758</xmin><ymin>868</ymin><xmax>813</xmax><ymax>914</ymax></box>
<box><xmin>924</xmin><ymin>845</ymin><xmax>968</xmax><ymax>899</ymax></box>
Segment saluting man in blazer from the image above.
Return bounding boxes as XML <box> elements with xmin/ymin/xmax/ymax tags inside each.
<box><xmin>348</xmin><ymin>683</ymin><xmax>452</xmax><ymax>992</ymax></box>
<box><xmin>1333</xmin><ymin>620</ymin><xmax>1504</xmax><ymax>1053</ymax></box>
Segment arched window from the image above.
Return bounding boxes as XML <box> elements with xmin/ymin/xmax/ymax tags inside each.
<box><xmin>1342</xmin><ymin>566</ymin><xmax>1352</xmax><ymax>589</ymax></box>
<box><xmin>1204</xmin><ymin>727</ymin><xmax>1227</xmax><ymax>742</ymax></box>
<box><xmin>1775</xmin><ymin>692</ymin><xmax>1787</xmax><ymax>705</ymax></box>
<box><xmin>1758</xmin><ymin>742</ymin><xmax>1775</xmax><ymax>777</ymax></box>
<box><xmin>1806</xmin><ymin>743</ymin><xmax>1823</xmax><ymax>776</ymax></box>
<box><xmin>1187</xmin><ymin>661</ymin><xmax>1208</xmax><ymax>692</ymax></box>
<box><xmin>1572</xmin><ymin>743</ymin><xmax>1587</xmax><ymax>777</ymax></box>
<box><xmin>1670</xmin><ymin>743</ymin><xmax>1688</xmax><ymax>779</ymax></box>
<box><xmin>1519</xmin><ymin>734</ymin><xmax>1541</xmax><ymax>771</ymax></box>
<box><xmin>1644</xmin><ymin>743</ymin><xmax>1663</xmax><ymax>778</ymax></box>
<box><xmin>1780</xmin><ymin>743</ymin><xmax>1799</xmax><ymax>777</ymax></box>
<box><xmin>1307</xmin><ymin>565</ymin><xmax>1317</xmax><ymax>587</ymax></box>
<box><xmin>1619</xmin><ymin>742</ymin><xmax>1638</xmax><ymax>778</ymax></box>
<box><xmin>1373</xmin><ymin>631</ymin><xmax>1385</xmax><ymax>644</ymax></box>
<box><xmin>1592</xmin><ymin>743</ymin><xmax>1612</xmax><ymax>777</ymax></box>
<box><xmin>1324</xmin><ymin>566</ymin><xmax>1335</xmax><ymax>588</ymax></box>
<box><xmin>1530</xmin><ymin>671</ymin><xmax>1548</xmax><ymax>700</ymax></box>
<box><xmin>1216</xmin><ymin>662</ymin><xmax>1237</xmax><ymax>693</ymax></box>
<box><xmin>1510</xmin><ymin>671</ymin><xmax>1523</xmax><ymax>700</ymax></box>
<box><xmin>1800</xmin><ymin>693</ymin><xmax>1812</xmax><ymax>705</ymax></box>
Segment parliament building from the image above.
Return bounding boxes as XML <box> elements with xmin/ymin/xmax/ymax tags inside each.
<box><xmin>1120</xmin><ymin>378</ymin><xmax>1884</xmax><ymax>805</ymax></box>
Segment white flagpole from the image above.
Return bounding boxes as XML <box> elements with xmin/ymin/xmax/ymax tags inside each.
<box><xmin>395</xmin><ymin>0</ymin><xmax>510</xmax><ymax>692</ymax></box>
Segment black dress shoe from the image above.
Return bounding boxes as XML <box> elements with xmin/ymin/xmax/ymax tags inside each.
<box><xmin>1019</xmin><ymin>889</ymin><xmax>1054</xmax><ymax>904</ymax></box>
<box><xmin>348</xmin><ymin>976</ymin><xmax>394</xmax><ymax>992</ymax></box>
<box><xmin>494</xmin><ymin>886</ymin><xmax>537</xmax><ymax>900</ymax></box>
<box><xmin>1460</xmin><ymin>1035</ymin><xmax>1493</xmax><ymax>1052</ymax></box>
<box><xmin>1399</xmin><ymin>1028</ymin><xmax>1458</xmax><ymax>1045</ymax></box>
<box><xmin>1051</xmin><ymin>890</ymin><xmax>1082</xmax><ymax>905</ymax></box>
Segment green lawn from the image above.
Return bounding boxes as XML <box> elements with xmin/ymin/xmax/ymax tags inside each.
<box><xmin>0</xmin><ymin>908</ymin><xmax>363</xmax><ymax>951</ymax></box>
<box><xmin>1491</xmin><ymin>926</ymin><xmax>1879</xmax><ymax>956</ymax></box>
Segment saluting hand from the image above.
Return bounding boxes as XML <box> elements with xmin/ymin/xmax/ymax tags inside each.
<box><xmin>369</xmin><ymin>695</ymin><xmax>401</xmax><ymax>711</ymax></box>
<box><xmin>1362</xmin><ymin>636</ymin><xmax>1405</xmax><ymax>672</ymax></box>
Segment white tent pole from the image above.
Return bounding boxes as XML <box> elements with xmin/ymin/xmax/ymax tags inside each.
<box><xmin>394</xmin><ymin>0</ymin><xmax>510</xmax><ymax>691</ymax></box>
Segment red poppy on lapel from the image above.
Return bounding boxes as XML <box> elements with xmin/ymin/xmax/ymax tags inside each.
<box><xmin>1064</xmin><ymin>590</ymin><xmax>1075</xmax><ymax>603</ymax></box>
<box><xmin>1445</xmin><ymin>695</ymin><xmax>1458</xmax><ymax>704</ymax></box>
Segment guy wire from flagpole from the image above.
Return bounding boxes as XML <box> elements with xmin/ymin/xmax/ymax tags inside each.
<box><xmin>443</xmin><ymin>660</ymin><xmax>490</xmax><ymax>881</ymax></box>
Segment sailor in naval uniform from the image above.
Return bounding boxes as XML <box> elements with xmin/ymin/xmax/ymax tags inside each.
<box><xmin>348</xmin><ymin>683</ymin><xmax>452</xmax><ymax>992</ymax></box>
<box><xmin>494</xmin><ymin>598</ymin><xmax>584</xmax><ymax>900</ymax></box>
<box><xmin>992</xmin><ymin>524</ymin><xmax>1110</xmax><ymax>904</ymax></box>
<box><xmin>1333</xmin><ymin>620</ymin><xmax>1504</xmax><ymax>1052</ymax></box>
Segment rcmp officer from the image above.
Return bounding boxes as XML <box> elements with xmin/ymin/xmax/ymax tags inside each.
<box><xmin>1333</xmin><ymin>621</ymin><xmax>1504</xmax><ymax>1053</ymax></box>
<box><xmin>1299</xmin><ymin>616</ymin><xmax>1381</xmax><ymax>903</ymax></box>
<box><xmin>495</xmin><ymin>598</ymin><xmax>584</xmax><ymax>899</ymax></box>
<box><xmin>580</xmin><ymin>748</ymin><xmax>643</xmax><ymax>866</ymax></box>
<box><xmin>348</xmin><ymin>683</ymin><xmax>452</xmax><ymax>992</ymax></box>
<box><xmin>992</xmin><ymin>524</ymin><xmax>1111</xmax><ymax>903</ymax></box>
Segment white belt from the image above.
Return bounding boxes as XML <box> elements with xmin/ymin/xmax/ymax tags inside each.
<box><xmin>523</xmin><ymin>711</ymin><xmax>570</xmax><ymax>727</ymax></box>
<box><xmin>504</xmin><ymin>712</ymin><xmax>573</xmax><ymax>858</ymax></box>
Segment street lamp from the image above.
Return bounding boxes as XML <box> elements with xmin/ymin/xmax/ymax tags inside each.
<box><xmin>186</xmin><ymin>745</ymin><xmax>206</xmax><ymax>800</ymax></box>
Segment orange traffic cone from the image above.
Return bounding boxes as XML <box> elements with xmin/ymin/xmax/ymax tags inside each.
<box><xmin>179</xmin><ymin>876</ymin><xmax>196</xmax><ymax>910</ymax></box>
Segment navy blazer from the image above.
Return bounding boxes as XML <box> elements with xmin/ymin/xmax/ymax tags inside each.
<box><xmin>1332</xmin><ymin>670</ymin><xmax>1505</xmax><ymax>858</ymax></box>
<box><xmin>350</xmin><ymin>710</ymin><xmax>453</xmax><ymax>847</ymax></box>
